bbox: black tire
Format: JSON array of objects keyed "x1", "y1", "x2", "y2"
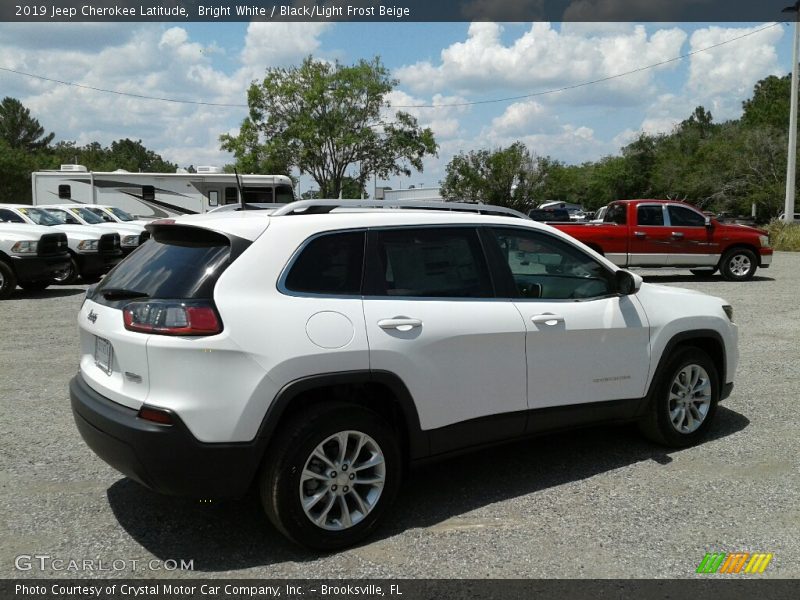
[
  {"x1": 260, "y1": 403, "x2": 402, "y2": 550},
  {"x1": 719, "y1": 247, "x2": 758, "y2": 281},
  {"x1": 639, "y1": 347, "x2": 719, "y2": 448},
  {"x1": 18, "y1": 281, "x2": 50, "y2": 292},
  {"x1": 53, "y1": 256, "x2": 79, "y2": 285},
  {"x1": 0, "y1": 261, "x2": 17, "y2": 299},
  {"x1": 689, "y1": 268, "x2": 717, "y2": 278}
]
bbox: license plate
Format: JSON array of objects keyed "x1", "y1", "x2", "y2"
[{"x1": 94, "y1": 337, "x2": 114, "y2": 376}]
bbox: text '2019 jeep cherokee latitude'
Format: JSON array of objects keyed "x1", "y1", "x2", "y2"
[{"x1": 70, "y1": 200, "x2": 738, "y2": 550}]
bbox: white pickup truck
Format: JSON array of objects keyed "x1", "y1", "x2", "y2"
[{"x1": 0, "y1": 223, "x2": 70, "y2": 299}]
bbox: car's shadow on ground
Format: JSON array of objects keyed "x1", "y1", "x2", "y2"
[
  {"x1": 640, "y1": 274, "x2": 774, "y2": 284},
  {"x1": 107, "y1": 406, "x2": 749, "y2": 571}
]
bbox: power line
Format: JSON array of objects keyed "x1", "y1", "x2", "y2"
[{"x1": 0, "y1": 21, "x2": 784, "y2": 111}]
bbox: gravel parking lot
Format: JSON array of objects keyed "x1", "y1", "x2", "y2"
[{"x1": 1, "y1": 253, "x2": 798, "y2": 579}]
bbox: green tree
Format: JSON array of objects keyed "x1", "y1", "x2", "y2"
[
  {"x1": 0, "y1": 140, "x2": 39, "y2": 202},
  {"x1": 0, "y1": 97, "x2": 54, "y2": 151},
  {"x1": 440, "y1": 142, "x2": 546, "y2": 211},
  {"x1": 221, "y1": 56, "x2": 437, "y2": 198},
  {"x1": 741, "y1": 74, "x2": 791, "y2": 131}
]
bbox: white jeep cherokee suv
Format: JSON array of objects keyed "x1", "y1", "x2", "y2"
[{"x1": 70, "y1": 200, "x2": 738, "y2": 550}]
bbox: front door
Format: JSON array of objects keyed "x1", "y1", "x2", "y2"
[
  {"x1": 484, "y1": 226, "x2": 651, "y2": 411},
  {"x1": 665, "y1": 204, "x2": 720, "y2": 266}
]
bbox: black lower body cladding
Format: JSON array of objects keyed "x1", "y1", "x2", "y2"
[{"x1": 69, "y1": 374, "x2": 262, "y2": 498}]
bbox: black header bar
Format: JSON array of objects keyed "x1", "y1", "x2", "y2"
[{"x1": 1, "y1": 1, "x2": 797, "y2": 23}]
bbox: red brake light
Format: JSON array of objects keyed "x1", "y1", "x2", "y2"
[{"x1": 123, "y1": 300, "x2": 222, "y2": 336}]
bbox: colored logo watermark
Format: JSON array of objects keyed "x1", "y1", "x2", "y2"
[{"x1": 696, "y1": 552, "x2": 773, "y2": 574}]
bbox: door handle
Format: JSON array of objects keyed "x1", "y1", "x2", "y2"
[
  {"x1": 671, "y1": 231, "x2": 684, "y2": 238},
  {"x1": 531, "y1": 314, "x2": 565, "y2": 326},
  {"x1": 634, "y1": 231, "x2": 646, "y2": 238},
  {"x1": 377, "y1": 317, "x2": 422, "y2": 332}
]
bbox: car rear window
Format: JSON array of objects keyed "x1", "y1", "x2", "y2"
[{"x1": 93, "y1": 226, "x2": 244, "y2": 304}]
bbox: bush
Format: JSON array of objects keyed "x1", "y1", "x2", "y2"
[{"x1": 766, "y1": 220, "x2": 800, "y2": 251}]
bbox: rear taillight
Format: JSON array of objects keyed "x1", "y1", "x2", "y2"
[{"x1": 123, "y1": 300, "x2": 222, "y2": 336}]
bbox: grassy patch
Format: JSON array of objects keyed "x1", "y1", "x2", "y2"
[{"x1": 766, "y1": 220, "x2": 800, "y2": 251}]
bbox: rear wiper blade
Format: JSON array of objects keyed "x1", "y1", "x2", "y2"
[{"x1": 101, "y1": 288, "x2": 150, "y2": 300}]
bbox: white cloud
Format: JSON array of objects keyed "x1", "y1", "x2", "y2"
[
  {"x1": 396, "y1": 22, "x2": 687, "y2": 107},
  {"x1": 687, "y1": 23, "x2": 783, "y2": 120},
  {"x1": 491, "y1": 100, "x2": 551, "y2": 134},
  {"x1": 384, "y1": 90, "x2": 471, "y2": 141}
]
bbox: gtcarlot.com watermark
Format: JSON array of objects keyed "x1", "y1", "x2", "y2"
[{"x1": 14, "y1": 554, "x2": 194, "y2": 573}]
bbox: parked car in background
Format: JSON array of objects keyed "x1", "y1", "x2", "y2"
[
  {"x1": 777, "y1": 212, "x2": 800, "y2": 222},
  {"x1": 0, "y1": 204, "x2": 123, "y2": 284},
  {"x1": 528, "y1": 207, "x2": 572, "y2": 222},
  {"x1": 71, "y1": 199, "x2": 738, "y2": 550},
  {"x1": 552, "y1": 199, "x2": 772, "y2": 281},
  {"x1": 42, "y1": 205, "x2": 148, "y2": 256},
  {"x1": 82, "y1": 205, "x2": 150, "y2": 227},
  {"x1": 0, "y1": 222, "x2": 69, "y2": 298},
  {"x1": 591, "y1": 205, "x2": 608, "y2": 223}
]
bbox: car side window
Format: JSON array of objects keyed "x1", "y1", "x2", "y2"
[
  {"x1": 0, "y1": 209, "x2": 25, "y2": 223},
  {"x1": 668, "y1": 205, "x2": 705, "y2": 227},
  {"x1": 488, "y1": 227, "x2": 615, "y2": 300},
  {"x1": 637, "y1": 205, "x2": 664, "y2": 226},
  {"x1": 284, "y1": 231, "x2": 365, "y2": 295},
  {"x1": 604, "y1": 204, "x2": 627, "y2": 225},
  {"x1": 369, "y1": 227, "x2": 493, "y2": 298}
]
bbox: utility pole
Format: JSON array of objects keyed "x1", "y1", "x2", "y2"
[{"x1": 783, "y1": 2, "x2": 800, "y2": 222}]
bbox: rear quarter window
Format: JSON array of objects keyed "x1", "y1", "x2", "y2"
[
  {"x1": 93, "y1": 226, "x2": 245, "y2": 304},
  {"x1": 283, "y1": 231, "x2": 365, "y2": 296}
]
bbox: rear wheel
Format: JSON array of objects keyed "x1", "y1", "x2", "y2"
[
  {"x1": 719, "y1": 248, "x2": 757, "y2": 281},
  {"x1": 0, "y1": 261, "x2": 17, "y2": 299},
  {"x1": 639, "y1": 347, "x2": 719, "y2": 448},
  {"x1": 260, "y1": 403, "x2": 402, "y2": 550},
  {"x1": 52, "y1": 256, "x2": 79, "y2": 285}
]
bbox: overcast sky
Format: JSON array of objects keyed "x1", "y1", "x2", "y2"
[{"x1": 0, "y1": 21, "x2": 792, "y2": 193}]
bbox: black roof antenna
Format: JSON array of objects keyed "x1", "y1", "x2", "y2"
[{"x1": 234, "y1": 168, "x2": 246, "y2": 211}]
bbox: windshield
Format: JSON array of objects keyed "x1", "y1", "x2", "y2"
[
  {"x1": 44, "y1": 209, "x2": 69, "y2": 224},
  {"x1": 70, "y1": 207, "x2": 104, "y2": 224},
  {"x1": 86, "y1": 207, "x2": 116, "y2": 223},
  {"x1": 18, "y1": 207, "x2": 61, "y2": 226},
  {"x1": 107, "y1": 207, "x2": 135, "y2": 222}
]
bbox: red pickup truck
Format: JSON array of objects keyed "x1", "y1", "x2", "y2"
[{"x1": 553, "y1": 199, "x2": 773, "y2": 281}]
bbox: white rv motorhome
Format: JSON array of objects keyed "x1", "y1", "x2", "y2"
[{"x1": 32, "y1": 165, "x2": 296, "y2": 219}]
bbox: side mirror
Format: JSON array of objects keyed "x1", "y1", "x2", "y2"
[{"x1": 615, "y1": 270, "x2": 641, "y2": 295}]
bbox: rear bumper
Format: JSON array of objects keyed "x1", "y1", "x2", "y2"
[
  {"x1": 12, "y1": 253, "x2": 71, "y2": 283},
  {"x1": 75, "y1": 251, "x2": 123, "y2": 277},
  {"x1": 70, "y1": 374, "x2": 262, "y2": 498}
]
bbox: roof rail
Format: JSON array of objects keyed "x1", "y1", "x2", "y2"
[{"x1": 270, "y1": 199, "x2": 530, "y2": 219}]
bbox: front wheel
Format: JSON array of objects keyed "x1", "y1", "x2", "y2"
[
  {"x1": 0, "y1": 261, "x2": 17, "y2": 299},
  {"x1": 719, "y1": 248, "x2": 757, "y2": 281},
  {"x1": 639, "y1": 347, "x2": 719, "y2": 448},
  {"x1": 260, "y1": 403, "x2": 402, "y2": 550},
  {"x1": 52, "y1": 256, "x2": 79, "y2": 285}
]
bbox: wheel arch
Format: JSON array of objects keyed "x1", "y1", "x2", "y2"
[
  {"x1": 719, "y1": 243, "x2": 759, "y2": 265},
  {"x1": 645, "y1": 329, "x2": 727, "y2": 410},
  {"x1": 255, "y1": 370, "x2": 428, "y2": 464}
]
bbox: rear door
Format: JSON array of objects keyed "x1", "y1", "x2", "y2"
[
  {"x1": 78, "y1": 226, "x2": 241, "y2": 408},
  {"x1": 362, "y1": 226, "x2": 527, "y2": 449},
  {"x1": 629, "y1": 203, "x2": 669, "y2": 266}
]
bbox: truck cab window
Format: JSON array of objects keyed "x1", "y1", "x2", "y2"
[{"x1": 604, "y1": 204, "x2": 627, "y2": 225}]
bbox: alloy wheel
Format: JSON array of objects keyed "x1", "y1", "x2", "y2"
[{"x1": 669, "y1": 364, "x2": 712, "y2": 434}]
